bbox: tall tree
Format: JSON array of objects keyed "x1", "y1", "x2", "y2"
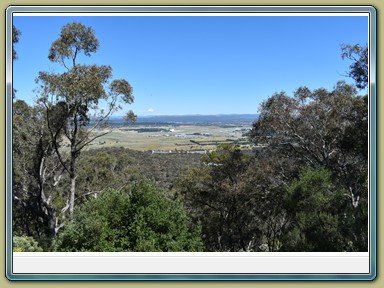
[
  {"x1": 176, "y1": 144, "x2": 263, "y2": 252},
  {"x1": 36, "y1": 22, "x2": 135, "y2": 216},
  {"x1": 248, "y1": 82, "x2": 368, "y2": 251},
  {"x1": 248, "y1": 81, "x2": 367, "y2": 209},
  {"x1": 13, "y1": 100, "x2": 66, "y2": 244}
]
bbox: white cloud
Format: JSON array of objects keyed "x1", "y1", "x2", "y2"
[{"x1": 147, "y1": 108, "x2": 155, "y2": 113}]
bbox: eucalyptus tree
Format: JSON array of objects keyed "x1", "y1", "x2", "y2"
[
  {"x1": 13, "y1": 100, "x2": 65, "y2": 243},
  {"x1": 249, "y1": 81, "x2": 367, "y2": 208},
  {"x1": 248, "y1": 82, "x2": 368, "y2": 250},
  {"x1": 36, "y1": 22, "x2": 135, "y2": 216},
  {"x1": 175, "y1": 144, "x2": 262, "y2": 252}
]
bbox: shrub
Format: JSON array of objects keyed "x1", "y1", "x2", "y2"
[
  {"x1": 54, "y1": 179, "x2": 204, "y2": 252},
  {"x1": 13, "y1": 235, "x2": 43, "y2": 252}
]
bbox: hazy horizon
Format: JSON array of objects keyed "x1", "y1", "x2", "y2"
[{"x1": 112, "y1": 113, "x2": 259, "y2": 118}]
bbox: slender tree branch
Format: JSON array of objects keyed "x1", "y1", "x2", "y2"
[
  {"x1": 75, "y1": 131, "x2": 109, "y2": 154},
  {"x1": 42, "y1": 101, "x2": 71, "y2": 175}
]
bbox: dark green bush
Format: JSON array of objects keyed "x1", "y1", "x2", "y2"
[{"x1": 53, "y1": 179, "x2": 204, "y2": 252}]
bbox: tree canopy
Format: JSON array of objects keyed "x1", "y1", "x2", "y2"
[{"x1": 54, "y1": 180, "x2": 204, "y2": 252}]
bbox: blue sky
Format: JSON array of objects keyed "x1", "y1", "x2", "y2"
[{"x1": 13, "y1": 14, "x2": 368, "y2": 116}]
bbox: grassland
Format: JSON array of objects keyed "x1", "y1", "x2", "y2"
[{"x1": 76, "y1": 123, "x2": 252, "y2": 151}]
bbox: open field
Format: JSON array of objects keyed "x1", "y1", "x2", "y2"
[{"x1": 69, "y1": 123, "x2": 253, "y2": 152}]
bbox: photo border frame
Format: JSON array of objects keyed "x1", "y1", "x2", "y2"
[{"x1": 5, "y1": 5, "x2": 377, "y2": 281}]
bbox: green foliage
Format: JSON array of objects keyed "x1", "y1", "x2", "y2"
[
  {"x1": 36, "y1": 21, "x2": 135, "y2": 217},
  {"x1": 248, "y1": 81, "x2": 368, "y2": 224},
  {"x1": 12, "y1": 25, "x2": 21, "y2": 60},
  {"x1": 283, "y1": 168, "x2": 351, "y2": 251},
  {"x1": 12, "y1": 100, "x2": 65, "y2": 246},
  {"x1": 110, "y1": 79, "x2": 134, "y2": 104},
  {"x1": 338, "y1": 94, "x2": 368, "y2": 159},
  {"x1": 13, "y1": 236, "x2": 43, "y2": 252},
  {"x1": 126, "y1": 180, "x2": 203, "y2": 251},
  {"x1": 77, "y1": 151, "x2": 118, "y2": 194},
  {"x1": 341, "y1": 43, "x2": 368, "y2": 89},
  {"x1": 249, "y1": 81, "x2": 360, "y2": 169},
  {"x1": 76, "y1": 146, "x2": 203, "y2": 192},
  {"x1": 176, "y1": 144, "x2": 262, "y2": 252},
  {"x1": 124, "y1": 110, "x2": 137, "y2": 123},
  {"x1": 48, "y1": 21, "x2": 99, "y2": 65},
  {"x1": 53, "y1": 180, "x2": 204, "y2": 252}
]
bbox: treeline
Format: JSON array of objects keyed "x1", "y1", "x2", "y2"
[
  {"x1": 12, "y1": 21, "x2": 368, "y2": 252},
  {"x1": 12, "y1": 82, "x2": 369, "y2": 252},
  {"x1": 176, "y1": 80, "x2": 368, "y2": 252}
]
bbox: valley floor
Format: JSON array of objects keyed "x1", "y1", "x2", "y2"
[{"x1": 64, "y1": 123, "x2": 253, "y2": 151}]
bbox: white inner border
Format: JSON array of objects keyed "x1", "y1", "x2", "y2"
[{"x1": 13, "y1": 252, "x2": 369, "y2": 274}]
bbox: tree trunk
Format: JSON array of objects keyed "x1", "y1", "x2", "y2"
[
  {"x1": 69, "y1": 102, "x2": 79, "y2": 217},
  {"x1": 46, "y1": 206, "x2": 57, "y2": 238},
  {"x1": 69, "y1": 171, "x2": 76, "y2": 216},
  {"x1": 69, "y1": 146, "x2": 77, "y2": 216}
]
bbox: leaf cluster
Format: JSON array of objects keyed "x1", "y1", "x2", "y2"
[{"x1": 48, "y1": 21, "x2": 99, "y2": 67}]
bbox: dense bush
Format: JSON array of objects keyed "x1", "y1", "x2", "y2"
[
  {"x1": 13, "y1": 236, "x2": 43, "y2": 252},
  {"x1": 53, "y1": 180, "x2": 204, "y2": 252},
  {"x1": 282, "y1": 168, "x2": 347, "y2": 251}
]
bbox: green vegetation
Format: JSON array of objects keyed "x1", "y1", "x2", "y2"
[
  {"x1": 12, "y1": 25, "x2": 21, "y2": 61},
  {"x1": 341, "y1": 43, "x2": 368, "y2": 89},
  {"x1": 54, "y1": 180, "x2": 203, "y2": 252},
  {"x1": 283, "y1": 168, "x2": 348, "y2": 251},
  {"x1": 36, "y1": 21, "x2": 135, "y2": 218},
  {"x1": 13, "y1": 236, "x2": 43, "y2": 252},
  {"x1": 12, "y1": 21, "x2": 368, "y2": 252}
]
